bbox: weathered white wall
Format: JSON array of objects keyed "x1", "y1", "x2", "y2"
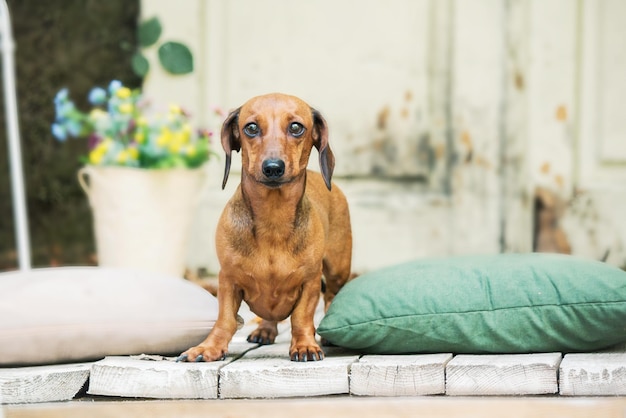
[{"x1": 141, "y1": 0, "x2": 626, "y2": 273}]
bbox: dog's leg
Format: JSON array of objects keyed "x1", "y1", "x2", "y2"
[
  {"x1": 247, "y1": 319, "x2": 279, "y2": 345},
  {"x1": 178, "y1": 272, "x2": 242, "y2": 362},
  {"x1": 289, "y1": 277, "x2": 324, "y2": 361},
  {"x1": 322, "y1": 261, "x2": 352, "y2": 312},
  {"x1": 320, "y1": 255, "x2": 352, "y2": 348},
  {"x1": 322, "y1": 239, "x2": 353, "y2": 312}
]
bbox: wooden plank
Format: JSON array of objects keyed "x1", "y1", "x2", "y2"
[
  {"x1": 87, "y1": 342, "x2": 254, "y2": 399},
  {"x1": 350, "y1": 354, "x2": 452, "y2": 396},
  {"x1": 446, "y1": 353, "x2": 562, "y2": 396},
  {"x1": 219, "y1": 343, "x2": 359, "y2": 399},
  {"x1": 559, "y1": 353, "x2": 626, "y2": 396},
  {"x1": 0, "y1": 363, "x2": 90, "y2": 405}
]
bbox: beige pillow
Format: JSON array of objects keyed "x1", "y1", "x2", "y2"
[{"x1": 0, "y1": 267, "x2": 218, "y2": 366}]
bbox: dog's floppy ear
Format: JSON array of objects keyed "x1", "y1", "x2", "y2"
[
  {"x1": 312, "y1": 108, "x2": 335, "y2": 191},
  {"x1": 221, "y1": 107, "x2": 241, "y2": 190}
]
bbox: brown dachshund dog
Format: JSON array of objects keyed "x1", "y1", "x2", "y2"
[{"x1": 178, "y1": 93, "x2": 352, "y2": 362}]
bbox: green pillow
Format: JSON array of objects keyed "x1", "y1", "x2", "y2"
[{"x1": 317, "y1": 253, "x2": 626, "y2": 354}]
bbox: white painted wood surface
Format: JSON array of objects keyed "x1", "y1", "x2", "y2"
[
  {"x1": 446, "y1": 353, "x2": 562, "y2": 396},
  {"x1": 560, "y1": 353, "x2": 626, "y2": 396},
  {"x1": 87, "y1": 343, "x2": 254, "y2": 399},
  {"x1": 219, "y1": 343, "x2": 359, "y2": 399},
  {"x1": 350, "y1": 354, "x2": 452, "y2": 397},
  {"x1": 0, "y1": 363, "x2": 90, "y2": 404},
  {"x1": 138, "y1": 0, "x2": 626, "y2": 271}
]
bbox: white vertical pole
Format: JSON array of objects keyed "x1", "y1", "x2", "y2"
[{"x1": 1, "y1": 0, "x2": 31, "y2": 270}]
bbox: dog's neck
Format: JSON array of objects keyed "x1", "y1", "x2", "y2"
[{"x1": 239, "y1": 171, "x2": 309, "y2": 238}]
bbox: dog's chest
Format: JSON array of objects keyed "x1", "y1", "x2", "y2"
[
  {"x1": 223, "y1": 195, "x2": 323, "y2": 259},
  {"x1": 237, "y1": 259, "x2": 314, "y2": 321}
]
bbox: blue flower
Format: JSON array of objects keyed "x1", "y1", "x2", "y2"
[
  {"x1": 53, "y1": 88, "x2": 69, "y2": 105},
  {"x1": 108, "y1": 80, "x2": 122, "y2": 94},
  {"x1": 51, "y1": 123, "x2": 67, "y2": 141},
  {"x1": 54, "y1": 100, "x2": 75, "y2": 120},
  {"x1": 66, "y1": 119, "x2": 82, "y2": 137},
  {"x1": 88, "y1": 87, "x2": 107, "y2": 105}
]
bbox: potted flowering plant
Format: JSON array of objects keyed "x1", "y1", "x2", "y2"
[{"x1": 51, "y1": 80, "x2": 217, "y2": 277}]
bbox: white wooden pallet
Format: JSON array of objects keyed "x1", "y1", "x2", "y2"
[
  {"x1": 446, "y1": 353, "x2": 562, "y2": 396},
  {"x1": 560, "y1": 353, "x2": 626, "y2": 396},
  {"x1": 2, "y1": 301, "x2": 626, "y2": 403},
  {"x1": 0, "y1": 363, "x2": 90, "y2": 404},
  {"x1": 350, "y1": 353, "x2": 453, "y2": 396},
  {"x1": 87, "y1": 342, "x2": 255, "y2": 400},
  {"x1": 219, "y1": 343, "x2": 359, "y2": 399},
  {"x1": 4, "y1": 346, "x2": 626, "y2": 403}
]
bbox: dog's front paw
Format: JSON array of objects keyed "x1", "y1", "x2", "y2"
[
  {"x1": 289, "y1": 340, "x2": 325, "y2": 362},
  {"x1": 247, "y1": 322, "x2": 278, "y2": 345},
  {"x1": 176, "y1": 345, "x2": 227, "y2": 363}
]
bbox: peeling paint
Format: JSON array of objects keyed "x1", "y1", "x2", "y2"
[
  {"x1": 533, "y1": 187, "x2": 571, "y2": 254},
  {"x1": 554, "y1": 174, "x2": 564, "y2": 188},
  {"x1": 561, "y1": 190, "x2": 626, "y2": 267},
  {"x1": 514, "y1": 71, "x2": 524, "y2": 90},
  {"x1": 377, "y1": 106, "x2": 390, "y2": 130},
  {"x1": 460, "y1": 131, "x2": 473, "y2": 162},
  {"x1": 417, "y1": 133, "x2": 437, "y2": 173}
]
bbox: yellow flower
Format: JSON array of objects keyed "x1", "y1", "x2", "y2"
[
  {"x1": 116, "y1": 87, "x2": 132, "y2": 99},
  {"x1": 118, "y1": 103, "x2": 133, "y2": 114},
  {"x1": 88, "y1": 140, "x2": 111, "y2": 165},
  {"x1": 89, "y1": 149, "x2": 104, "y2": 165},
  {"x1": 94, "y1": 138, "x2": 112, "y2": 153},
  {"x1": 89, "y1": 108, "x2": 107, "y2": 120},
  {"x1": 128, "y1": 147, "x2": 139, "y2": 160},
  {"x1": 116, "y1": 150, "x2": 128, "y2": 164},
  {"x1": 134, "y1": 131, "x2": 145, "y2": 144},
  {"x1": 185, "y1": 145, "x2": 197, "y2": 157},
  {"x1": 168, "y1": 142, "x2": 182, "y2": 154},
  {"x1": 173, "y1": 131, "x2": 189, "y2": 145},
  {"x1": 156, "y1": 127, "x2": 173, "y2": 147},
  {"x1": 137, "y1": 116, "x2": 147, "y2": 126},
  {"x1": 169, "y1": 104, "x2": 182, "y2": 114}
]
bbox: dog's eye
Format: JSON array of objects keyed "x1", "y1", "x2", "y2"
[
  {"x1": 243, "y1": 123, "x2": 260, "y2": 137},
  {"x1": 288, "y1": 122, "x2": 305, "y2": 137}
]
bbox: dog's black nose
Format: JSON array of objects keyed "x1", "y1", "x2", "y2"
[{"x1": 262, "y1": 159, "x2": 285, "y2": 179}]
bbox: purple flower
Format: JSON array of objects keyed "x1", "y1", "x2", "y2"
[
  {"x1": 88, "y1": 134, "x2": 101, "y2": 150},
  {"x1": 88, "y1": 87, "x2": 107, "y2": 105}
]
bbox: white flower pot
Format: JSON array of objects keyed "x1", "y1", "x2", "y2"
[{"x1": 78, "y1": 165, "x2": 206, "y2": 277}]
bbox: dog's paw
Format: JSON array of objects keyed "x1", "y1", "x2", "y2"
[
  {"x1": 247, "y1": 327, "x2": 278, "y2": 345},
  {"x1": 176, "y1": 345, "x2": 227, "y2": 363},
  {"x1": 289, "y1": 342, "x2": 325, "y2": 362}
]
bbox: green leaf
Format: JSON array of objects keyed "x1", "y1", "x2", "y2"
[
  {"x1": 131, "y1": 52, "x2": 150, "y2": 77},
  {"x1": 158, "y1": 42, "x2": 194, "y2": 75},
  {"x1": 138, "y1": 17, "x2": 162, "y2": 48}
]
